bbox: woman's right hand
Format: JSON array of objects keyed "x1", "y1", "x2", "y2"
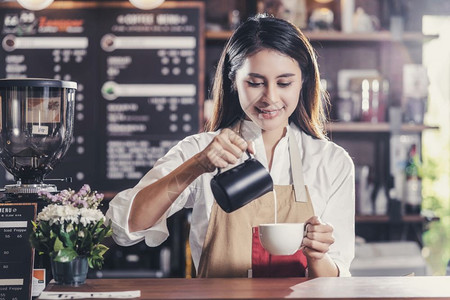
[
  {"x1": 195, "y1": 128, "x2": 253, "y2": 172},
  {"x1": 129, "y1": 128, "x2": 252, "y2": 232}
]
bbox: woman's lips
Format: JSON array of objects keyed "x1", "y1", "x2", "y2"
[{"x1": 256, "y1": 107, "x2": 284, "y2": 119}]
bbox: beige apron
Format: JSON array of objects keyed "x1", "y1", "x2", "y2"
[{"x1": 197, "y1": 130, "x2": 315, "y2": 278}]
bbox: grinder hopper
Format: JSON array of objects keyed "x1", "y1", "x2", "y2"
[{"x1": 0, "y1": 78, "x2": 76, "y2": 195}]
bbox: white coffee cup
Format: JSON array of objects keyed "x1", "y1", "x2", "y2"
[{"x1": 258, "y1": 223, "x2": 305, "y2": 255}]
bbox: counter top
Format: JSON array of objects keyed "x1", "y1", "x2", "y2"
[{"x1": 42, "y1": 276, "x2": 450, "y2": 299}]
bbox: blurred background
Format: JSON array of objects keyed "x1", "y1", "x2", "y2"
[{"x1": 0, "y1": 0, "x2": 449, "y2": 277}]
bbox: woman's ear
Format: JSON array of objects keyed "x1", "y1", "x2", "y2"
[{"x1": 230, "y1": 80, "x2": 238, "y2": 93}]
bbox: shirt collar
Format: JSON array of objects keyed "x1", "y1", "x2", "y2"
[{"x1": 240, "y1": 119, "x2": 291, "y2": 142}]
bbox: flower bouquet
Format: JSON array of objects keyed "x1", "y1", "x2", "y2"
[{"x1": 30, "y1": 184, "x2": 112, "y2": 285}]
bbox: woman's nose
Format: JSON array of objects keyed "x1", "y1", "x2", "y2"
[{"x1": 263, "y1": 83, "x2": 278, "y2": 103}]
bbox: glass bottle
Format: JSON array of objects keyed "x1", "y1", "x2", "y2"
[{"x1": 404, "y1": 144, "x2": 422, "y2": 214}]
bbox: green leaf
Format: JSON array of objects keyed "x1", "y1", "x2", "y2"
[
  {"x1": 105, "y1": 226, "x2": 112, "y2": 238},
  {"x1": 88, "y1": 257, "x2": 94, "y2": 269},
  {"x1": 39, "y1": 221, "x2": 50, "y2": 235},
  {"x1": 87, "y1": 243, "x2": 110, "y2": 270},
  {"x1": 94, "y1": 227, "x2": 103, "y2": 237},
  {"x1": 29, "y1": 233, "x2": 44, "y2": 252},
  {"x1": 59, "y1": 230, "x2": 74, "y2": 248},
  {"x1": 32, "y1": 234, "x2": 51, "y2": 254},
  {"x1": 80, "y1": 229, "x2": 93, "y2": 252},
  {"x1": 94, "y1": 228, "x2": 106, "y2": 244},
  {"x1": 92, "y1": 219, "x2": 104, "y2": 233},
  {"x1": 95, "y1": 222, "x2": 112, "y2": 243},
  {"x1": 67, "y1": 227, "x2": 77, "y2": 241},
  {"x1": 53, "y1": 236, "x2": 64, "y2": 252},
  {"x1": 88, "y1": 255, "x2": 104, "y2": 270},
  {"x1": 93, "y1": 244, "x2": 109, "y2": 257},
  {"x1": 53, "y1": 248, "x2": 78, "y2": 263}
]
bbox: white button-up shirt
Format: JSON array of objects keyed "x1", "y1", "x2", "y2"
[{"x1": 106, "y1": 121, "x2": 355, "y2": 276}]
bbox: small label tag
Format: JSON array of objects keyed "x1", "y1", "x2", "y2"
[
  {"x1": 32, "y1": 125, "x2": 48, "y2": 135},
  {"x1": 32, "y1": 269, "x2": 46, "y2": 297}
]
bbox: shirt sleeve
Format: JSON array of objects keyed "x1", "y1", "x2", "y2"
[
  {"x1": 320, "y1": 147, "x2": 355, "y2": 277},
  {"x1": 105, "y1": 136, "x2": 201, "y2": 248}
]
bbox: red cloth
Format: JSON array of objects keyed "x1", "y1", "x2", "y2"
[{"x1": 251, "y1": 227, "x2": 307, "y2": 277}]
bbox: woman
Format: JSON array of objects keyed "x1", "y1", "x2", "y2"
[{"x1": 106, "y1": 14, "x2": 355, "y2": 278}]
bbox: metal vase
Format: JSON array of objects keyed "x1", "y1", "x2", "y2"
[{"x1": 50, "y1": 256, "x2": 88, "y2": 286}]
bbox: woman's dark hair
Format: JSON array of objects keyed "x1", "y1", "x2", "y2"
[{"x1": 205, "y1": 14, "x2": 328, "y2": 139}]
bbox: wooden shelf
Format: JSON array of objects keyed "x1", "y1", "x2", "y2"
[
  {"x1": 305, "y1": 30, "x2": 437, "y2": 42},
  {"x1": 102, "y1": 191, "x2": 118, "y2": 201},
  {"x1": 206, "y1": 30, "x2": 438, "y2": 42},
  {"x1": 356, "y1": 214, "x2": 439, "y2": 223},
  {"x1": 205, "y1": 30, "x2": 234, "y2": 40},
  {"x1": 356, "y1": 215, "x2": 389, "y2": 223},
  {"x1": 326, "y1": 122, "x2": 439, "y2": 133}
]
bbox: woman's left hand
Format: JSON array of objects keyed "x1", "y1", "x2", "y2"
[{"x1": 301, "y1": 216, "x2": 335, "y2": 260}]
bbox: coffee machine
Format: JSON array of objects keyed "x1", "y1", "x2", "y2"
[{"x1": 0, "y1": 78, "x2": 76, "y2": 204}]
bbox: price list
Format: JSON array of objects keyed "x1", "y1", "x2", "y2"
[
  {"x1": 0, "y1": 203, "x2": 36, "y2": 300},
  {"x1": 97, "y1": 3, "x2": 203, "y2": 190},
  {"x1": 0, "y1": 2, "x2": 204, "y2": 192}
]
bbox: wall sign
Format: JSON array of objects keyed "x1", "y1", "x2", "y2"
[
  {"x1": 0, "y1": 203, "x2": 37, "y2": 300},
  {"x1": 0, "y1": 1, "x2": 204, "y2": 192}
]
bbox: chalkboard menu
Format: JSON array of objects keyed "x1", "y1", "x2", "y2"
[
  {"x1": 0, "y1": 203, "x2": 37, "y2": 300},
  {"x1": 0, "y1": 1, "x2": 204, "y2": 193}
]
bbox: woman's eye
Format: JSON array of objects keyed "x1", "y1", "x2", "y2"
[
  {"x1": 247, "y1": 81, "x2": 264, "y2": 87},
  {"x1": 278, "y1": 82, "x2": 292, "y2": 87}
]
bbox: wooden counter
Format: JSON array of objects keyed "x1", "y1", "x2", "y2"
[
  {"x1": 41, "y1": 276, "x2": 450, "y2": 300},
  {"x1": 41, "y1": 276, "x2": 450, "y2": 299}
]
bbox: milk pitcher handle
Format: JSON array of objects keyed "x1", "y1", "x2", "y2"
[{"x1": 215, "y1": 150, "x2": 252, "y2": 176}]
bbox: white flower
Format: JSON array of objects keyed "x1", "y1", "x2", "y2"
[
  {"x1": 37, "y1": 204, "x2": 79, "y2": 225},
  {"x1": 79, "y1": 208, "x2": 105, "y2": 227},
  {"x1": 65, "y1": 223, "x2": 74, "y2": 232},
  {"x1": 36, "y1": 204, "x2": 105, "y2": 227}
]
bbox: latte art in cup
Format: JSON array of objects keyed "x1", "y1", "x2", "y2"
[{"x1": 258, "y1": 223, "x2": 305, "y2": 255}]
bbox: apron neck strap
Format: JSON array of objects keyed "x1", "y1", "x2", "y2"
[{"x1": 289, "y1": 129, "x2": 308, "y2": 203}]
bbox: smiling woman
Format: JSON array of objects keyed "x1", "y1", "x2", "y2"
[
  {"x1": 207, "y1": 14, "x2": 327, "y2": 140},
  {"x1": 235, "y1": 50, "x2": 302, "y2": 133},
  {"x1": 234, "y1": 50, "x2": 303, "y2": 169},
  {"x1": 107, "y1": 14, "x2": 355, "y2": 279}
]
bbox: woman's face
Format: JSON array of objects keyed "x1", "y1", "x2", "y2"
[{"x1": 235, "y1": 49, "x2": 303, "y2": 134}]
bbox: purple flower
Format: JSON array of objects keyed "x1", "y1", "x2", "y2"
[
  {"x1": 60, "y1": 189, "x2": 71, "y2": 197},
  {"x1": 79, "y1": 184, "x2": 91, "y2": 196},
  {"x1": 38, "y1": 190, "x2": 49, "y2": 197},
  {"x1": 39, "y1": 184, "x2": 103, "y2": 209}
]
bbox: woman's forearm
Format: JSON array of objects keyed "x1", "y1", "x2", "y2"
[
  {"x1": 128, "y1": 128, "x2": 249, "y2": 232},
  {"x1": 128, "y1": 153, "x2": 207, "y2": 232},
  {"x1": 307, "y1": 254, "x2": 339, "y2": 278}
]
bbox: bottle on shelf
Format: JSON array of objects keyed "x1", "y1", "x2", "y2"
[{"x1": 404, "y1": 144, "x2": 422, "y2": 214}]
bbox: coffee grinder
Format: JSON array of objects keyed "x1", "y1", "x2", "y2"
[
  {"x1": 0, "y1": 78, "x2": 76, "y2": 203},
  {"x1": 0, "y1": 78, "x2": 76, "y2": 296}
]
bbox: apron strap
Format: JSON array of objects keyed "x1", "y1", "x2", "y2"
[{"x1": 289, "y1": 129, "x2": 308, "y2": 203}]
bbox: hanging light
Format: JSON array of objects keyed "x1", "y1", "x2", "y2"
[
  {"x1": 17, "y1": 0, "x2": 54, "y2": 11},
  {"x1": 129, "y1": 0, "x2": 165, "y2": 10}
]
